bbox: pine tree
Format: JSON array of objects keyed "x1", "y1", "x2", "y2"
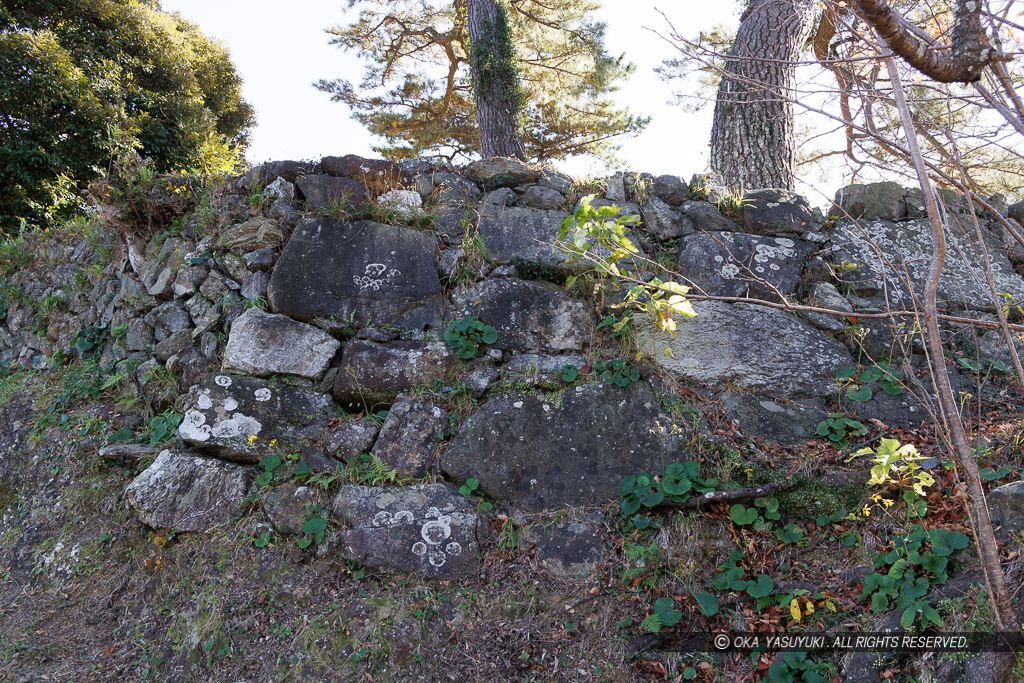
[{"x1": 316, "y1": 0, "x2": 648, "y2": 163}]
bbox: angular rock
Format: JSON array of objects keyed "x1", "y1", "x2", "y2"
[
  {"x1": 295, "y1": 174, "x2": 370, "y2": 213},
  {"x1": 464, "y1": 365, "x2": 500, "y2": 397},
  {"x1": 243, "y1": 248, "x2": 276, "y2": 272},
  {"x1": 172, "y1": 263, "x2": 209, "y2": 298},
  {"x1": 146, "y1": 265, "x2": 176, "y2": 299},
  {"x1": 740, "y1": 189, "x2": 818, "y2": 236},
  {"x1": 803, "y1": 282, "x2": 853, "y2": 332},
  {"x1": 332, "y1": 339, "x2": 459, "y2": 405},
  {"x1": 519, "y1": 185, "x2": 564, "y2": 211},
  {"x1": 524, "y1": 522, "x2": 605, "y2": 578},
  {"x1": 264, "y1": 483, "x2": 315, "y2": 534},
  {"x1": 325, "y1": 418, "x2": 380, "y2": 461},
  {"x1": 199, "y1": 270, "x2": 239, "y2": 299},
  {"x1": 441, "y1": 381, "x2": 680, "y2": 512},
  {"x1": 125, "y1": 449, "x2": 255, "y2": 532},
  {"x1": 482, "y1": 188, "x2": 517, "y2": 207},
  {"x1": 477, "y1": 205, "x2": 572, "y2": 270},
  {"x1": 652, "y1": 175, "x2": 689, "y2": 206},
  {"x1": 720, "y1": 392, "x2": 826, "y2": 445},
  {"x1": 680, "y1": 201, "x2": 739, "y2": 232},
  {"x1": 831, "y1": 217, "x2": 1024, "y2": 310},
  {"x1": 154, "y1": 330, "x2": 193, "y2": 362},
  {"x1": 144, "y1": 300, "x2": 192, "y2": 341},
  {"x1": 416, "y1": 172, "x2": 482, "y2": 207},
  {"x1": 185, "y1": 295, "x2": 221, "y2": 338},
  {"x1": 222, "y1": 308, "x2": 340, "y2": 380},
  {"x1": 219, "y1": 217, "x2": 285, "y2": 254},
  {"x1": 502, "y1": 353, "x2": 586, "y2": 384},
  {"x1": 604, "y1": 171, "x2": 627, "y2": 203},
  {"x1": 988, "y1": 481, "x2": 1024, "y2": 539},
  {"x1": 99, "y1": 443, "x2": 161, "y2": 467},
  {"x1": 125, "y1": 319, "x2": 153, "y2": 351},
  {"x1": 538, "y1": 168, "x2": 575, "y2": 194},
  {"x1": 450, "y1": 278, "x2": 593, "y2": 353},
  {"x1": 332, "y1": 484, "x2": 481, "y2": 579},
  {"x1": 237, "y1": 160, "x2": 303, "y2": 190},
  {"x1": 465, "y1": 157, "x2": 541, "y2": 190},
  {"x1": 268, "y1": 218, "x2": 443, "y2": 329},
  {"x1": 241, "y1": 271, "x2": 269, "y2": 301},
  {"x1": 638, "y1": 301, "x2": 853, "y2": 398},
  {"x1": 675, "y1": 232, "x2": 811, "y2": 301},
  {"x1": 179, "y1": 374, "x2": 337, "y2": 464},
  {"x1": 263, "y1": 177, "x2": 295, "y2": 201},
  {"x1": 321, "y1": 155, "x2": 408, "y2": 196},
  {"x1": 642, "y1": 196, "x2": 694, "y2": 241},
  {"x1": 371, "y1": 396, "x2": 448, "y2": 479},
  {"x1": 376, "y1": 189, "x2": 424, "y2": 217},
  {"x1": 833, "y1": 182, "x2": 906, "y2": 222}
]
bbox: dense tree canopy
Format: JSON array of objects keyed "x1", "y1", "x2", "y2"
[
  {"x1": 0, "y1": 0, "x2": 255, "y2": 231},
  {"x1": 316, "y1": 0, "x2": 648, "y2": 163}
]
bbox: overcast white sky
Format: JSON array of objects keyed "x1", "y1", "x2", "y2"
[{"x1": 161, "y1": 1, "x2": 843, "y2": 198}]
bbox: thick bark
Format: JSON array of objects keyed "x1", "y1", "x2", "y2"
[
  {"x1": 467, "y1": 0, "x2": 527, "y2": 160},
  {"x1": 854, "y1": 0, "x2": 993, "y2": 83},
  {"x1": 709, "y1": 0, "x2": 817, "y2": 191}
]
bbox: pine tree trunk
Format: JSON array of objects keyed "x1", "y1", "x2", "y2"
[
  {"x1": 467, "y1": 0, "x2": 527, "y2": 160},
  {"x1": 709, "y1": 0, "x2": 816, "y2": 191}
]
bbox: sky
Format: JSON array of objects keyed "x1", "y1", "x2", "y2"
[{"x1": 160, "y1": 0, "x2": 841, "y2": 198}]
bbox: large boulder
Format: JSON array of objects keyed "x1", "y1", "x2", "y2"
[
  {"x1": 332, "y1": 340, "x2": 460, "y2": 406},
  {"x1": 294, "y1": 175, "x2": 370, "y2": 213},
  {"x1": 441, "y1": 381, "x2": 681, "y2": 512},
  {"x1": 221, "y1": 308, "x2": 340, "y2": 380},
  {"x1": 637, "y1": 301, "x2": 853, "y2": 398},
  {"x1": 679, "y1": 201, "x2": 739, "y2": 232},
  {"x1": 332, "y1": 484, "x2": 482, "y2": 579},
  {"x1": 464, "y1": 157, "x2": 541, "y2": 190},
  {"x1": 675, "y1": 232, "x2": 812, "y2": 301},
  {"x1": 450, "y1": 278, "x2": 593, "y2": 353},
  {"x1": 831, "y1": 217, "x2": 1024, "y2": 310},
  {"x1": 477, "y1": 205, "x2": 572, "y2": 270},
  {"x1": 237, "y1": 160, "x2": 304, "y2": 190},
  {"x1": 320, "y1": 155, "x2": 408, "y2": 196},
  {"x1": 125, "y1": 450, "x2": 255, "y2": 532},
  {"x1": 720, "y1": 392, "x2": 826, "y2": 445},
  {"x1": 268, "y1": 219, "x2": 443, "y2": 329},
  {"x1": 989, "y1": 482, "x2": 1024, "y2": 539},
  {"x1": 739, "y1": 189, "x2": 818, "y2": 236},
  {"x1": 833, "y1": 182, "x2": 906, "y2": 222},
  {"x1": 415, "y1": 172, "x2": 482, "y2": 207},
  {"x1": 179, "y1": 374, "x2": 337, "y2": 464}
]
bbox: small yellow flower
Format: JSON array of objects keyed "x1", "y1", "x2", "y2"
[
  {"x1": 881, "y1": 498, "x2": 894, "y2": 507},
  {"x1": 269, "y1": 439, "x2": 277, "y2": 447},
  {"x1": 247, "y1": 435, "x2": 258, "y2": 445},
  {"x1": 862, "y1": 505, "x2": 871, "y2": 517}
]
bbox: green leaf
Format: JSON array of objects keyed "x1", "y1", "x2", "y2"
[
  {"x1": 776, "y1": 524, "x2": 806, "y2": 544},
  {"x1": 835, "y1": 366, "x2": 857, "y2": 381},
  {"x1": 900, "y1": 605, "x2": 918, "y2": 629},
  {"x1": 256, "y1": 471, "x2": 273, "y2": 487},
  {"x1": 302, "y1": 516, "x2": 327, "y2": 544},
  {"x1": 859, "y1": 367, "x2": 883, "y2": 384},
  {"x1": 846, "y1": 385, "x2": 873, "y2": 402},
  {"x1": 746, "y1": 574, "x2": 774, "y2": 599},
  {"x1": 980, "y1": 466, "x2": 1012, "y2": 481},
  {"x1": 929, "y1": 528, "x2": 969, "y2": 556},
  {"x1": 292, "y1": 462, "x2": 311, "y2": 476},
  {"x1": 694, "y1": 591, "x2": 719, "y2": 616},
  {"x1": 653, "y1": 596, "x2": 681, "y2": 626},
  {"x1": 729, "y1": 504, "x2": 758, "y2": 525}
]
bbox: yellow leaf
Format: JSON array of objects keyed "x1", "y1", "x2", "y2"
[
  {"x1": 789, "y1": 599, "x2": 802, "y2": 622},
  {"x1": 153, "y1": 535, "x2": 167, "y2": 547},
  {"x1": 664, "y1": 347, "x2": 675, "y2": 359}
]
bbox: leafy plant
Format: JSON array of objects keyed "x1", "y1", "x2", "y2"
[
  {"x1": 557, "y1": 195, "x2": 696, "y2": 335},
  {"x1": 853, "y1": 438, "x2": 935, "y2": 517},
  {"x1": 73, "y1": 324, "x2": 108, "y2": 360},
  {"x1": 147, "y1": 412, "x2": 182, "y2": 446},
  {"x1": 559, "y1": 364, "x2": 578, "y2": 382},
  {"x1": 346, "y1": 453, "x2": 398, "y2": 486},
  {"x1": 693, "y1": 591, "x2": 719, "y2": 616},
  {"x1": 443, "y1": 316, "x2": 498, "y2": 360},
  {"x1": 458, "y1": 477, "x2": 493, "y2": 512},
  {"x1": 713, "y1": 552, "x2": 775, "y2": 599},
  {"x1": 834, "y1": 363, "x2": 905, "y2": 403},
  {"x1": 298, "y1": 505, "x2": 327, "y2": 549},
  {"x1": 256, "y1": 455, "x2": 283, "y2": 487},
  {"x1": 640, "y1": 596, "x2": 682, "y2": 633},
  {"x1": 859, "y1": 524, "x2": 968, "y2": 628},
  {"x1": 593, "y1": 358, "x2": 640, "y2": 387},
  {"x1": 816, "y1": 413, "x2": 868, "y2": 449},
  {"x1": 767, "y1": 651, "x2": 830, "y2": 683},
  {"x1": 618, "y1": 462, "x2": 716, "y2": 529}
]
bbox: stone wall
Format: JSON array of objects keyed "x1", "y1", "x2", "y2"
[{"x1": 2, "y1": 153, "x2": 1022, "y2": 577}]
